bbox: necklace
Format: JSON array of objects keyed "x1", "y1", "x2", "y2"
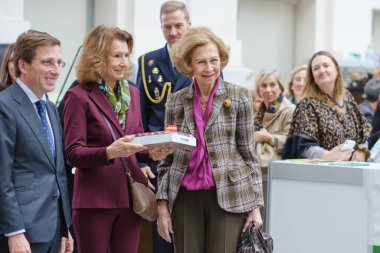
[
  {"x1": 202, "y1": 102, "x2": 207, "y2": 111},
  {"x1": 326, "y1": 94, "x2": 345, "y2": 108}
]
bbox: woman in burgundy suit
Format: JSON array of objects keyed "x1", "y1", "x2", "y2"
[{"x1": 63, "y1": 25, "x2": 167, "y2": 253}]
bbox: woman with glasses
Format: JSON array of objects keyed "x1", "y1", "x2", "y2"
[
  {"x1": 0, "y1": 43, "x2": 16, "y2": 91},
  {"x1": 282, "y1": 51, "x2": 371, "y2": 161}
]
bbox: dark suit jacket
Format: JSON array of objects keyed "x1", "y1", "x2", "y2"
[
  {"x1": 0, "y1": 83, "x2": 71, "y2": 243},
  {"x1": 136, "y1": 45, "x2": 192, "y2": 132},
  {"x1": 369, "y1": 104, "x2": 380, "y2": 149},
  {"x1": 63, "y1": 82, "x2": 149, "y2": 209}
]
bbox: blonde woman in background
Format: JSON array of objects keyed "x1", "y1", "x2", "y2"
[
  {"x1": 287, "y1": 65, "x2": 307, "y2": 105},
  {"x1": 253, "y1": 69, "x2": 295, "y2": 227},
  {"x1": 254, "y1": 69, "x2": 295, "y2": 171}
]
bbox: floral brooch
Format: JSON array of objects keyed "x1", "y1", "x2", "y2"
[{"x1": 224, "y1": 99, "x2": 231, "y2": 108}]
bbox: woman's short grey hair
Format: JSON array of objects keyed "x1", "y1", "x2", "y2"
[
  {"x1": 170, "y1": 27, "x2": 229, "y2": 77},
  {"x1": 364, "y1": 78, "x2": 380, "y2": 102}
]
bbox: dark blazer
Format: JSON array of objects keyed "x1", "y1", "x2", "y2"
[
  {"x1": 63, "y1": 82, "x2": 149, "y2": 209},
  {"x1": 136, "y1": 45, "x2": 192, "y2": 132},
  {"x1": 0, "y1": 83, "x2": 71, "y2": 243}
]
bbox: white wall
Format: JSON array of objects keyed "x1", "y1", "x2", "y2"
[
  {"x1": 330, "y1": 0, "x2": 372, "y2": 57},
  {"x1": 0, "y1": 0, "x2": 30, "y2": 43},
  {"x1": 372, "y1": 0, "x2": 380, "y2": 11},
  {"x1": 237, "y1": 0, "x2": 295, "y2": 85},
  {"x1": 294, "y1": 1, "x2": 315, "y2": 65},
  {"x1": 5, "y1": 0, "x2": 380, "y2": 100},
  {"x1": 24, "y1": 0, "x2": 89, "y2": 102},
  {"x1": 314, "y1": 0, "x2": 333, "y2": 51}
]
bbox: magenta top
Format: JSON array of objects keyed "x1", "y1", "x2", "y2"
[{"x1": 181, "y1": 78, "x2": 220, "y2": 190}]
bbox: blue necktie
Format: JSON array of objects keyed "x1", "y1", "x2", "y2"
[{"x1": 36, "y1": 100, "x2": 55, "y2": 158}]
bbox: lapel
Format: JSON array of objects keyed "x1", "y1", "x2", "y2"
[
  {"x1": 182, "y1": 80, "x2": 227, "y2": 134},
  {"x1": 173, "y1": 73, "x2": 192, "y2": 93},
  {"x1": 87, "y1": 83, "x2": 124, "y2": 137},
  {"x1": 156, "y1": 46, "x2": 177, "y2": 87},
  {"x1": 183, "y1": 85, "x2": 196, "y2": 136},
  {"x1": 159, "y1": 46, "x2": 192, "y2": 92},
  {"x1": 205, "y1": 80, "x2": 227, "y2": 131},
  {"x1": 12, "y1": 84, "x2": 56, "y2": 168}
]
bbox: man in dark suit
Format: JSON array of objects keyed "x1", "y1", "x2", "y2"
[
  {"x1": 136, "y1": 1, "x2": 192, "y2": 252},
  {"x1": 0, "y1": 30, "x2": 73, "y2": 253}
]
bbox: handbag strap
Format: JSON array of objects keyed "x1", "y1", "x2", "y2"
[
  {"x1": 100, "y1": 112, "x2": 135, "y2": 183},
  {"x1": 254, "y1": 224, "x2": 272, "y2": 253}
]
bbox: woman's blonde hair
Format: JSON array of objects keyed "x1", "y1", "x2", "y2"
[
  {"x1": 76, "y1": 25, "x2": 133, "y2": 83},
  {"x1": 171, "y1": 27, "x2": 229, "y2": 77},
  {"x1": 287, "y1": 65, "x2": 307, "y2": 97},
  {"x1": 254, "y1": 69, "x2": 284, "y2": 96},
  {"x1": 303, "y1": 51, "x2": 345, "y2": 100}
]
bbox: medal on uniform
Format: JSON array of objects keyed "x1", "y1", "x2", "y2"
[
  {"x1": 152, "y1": 67, "x2": 159, "y2": 75},
  {"x1": 148, "y1": 75, "x2": 152, "y2": 83},
  {"x1": 154, "y1": 87, "x2": 160, "y2": 99},
  {"x1": 148, "y1": 59, "x2": 154, "y2": 67},
  {"x1": 158, "y1": 75, "x2": 163, "y2": 83}
]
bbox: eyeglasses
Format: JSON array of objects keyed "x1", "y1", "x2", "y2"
[{"x1": 33, "y1": 58, "x2": 66, "y2": 68}]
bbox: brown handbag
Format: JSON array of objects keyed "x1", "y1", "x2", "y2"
[
  {"x1": 237, "y1": 223, "x2": 273, "y2": 253},
  {"x1": 101, "y1": 113, "x2": 158, "y2": 221},
  {"x1": 126, "y1": 170, "x2": 158, "y2": 221}
]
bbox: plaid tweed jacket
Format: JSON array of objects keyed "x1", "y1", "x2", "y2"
[{"x1": 157, "y1": 80, "x2": 264, "y2": 213}]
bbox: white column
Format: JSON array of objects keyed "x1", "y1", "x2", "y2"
[
  {"x1": 330, "y1": 0, "x2": 372, "y2": 57},
  {"x1": 294, "y1": 1, "x2": 316, "y2": 65},
  {"x1": 188, "y1": 0, "x2": 250, "y2": 88},
  {"x1": 0, "y1": 0, "x2": 30, "y2": 44},
  {"x1": 313, "y1": 0, "x2": 373, "y2": 57}
]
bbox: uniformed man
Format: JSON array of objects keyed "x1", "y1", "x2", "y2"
[{"x1": 136, "y1": 1, "x2": 192, "y2": 253}]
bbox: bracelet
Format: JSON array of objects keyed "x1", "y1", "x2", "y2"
[
  {"x1": 355, "y1": 146, "x2": 370, "y2": 160},
  {"x1": 270, "y1": 136, "x2": 278, "y2": 147}
]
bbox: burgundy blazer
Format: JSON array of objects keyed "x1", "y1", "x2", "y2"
[{"x1": 63, "y1": 82, "x2": 149, "y2": 209}]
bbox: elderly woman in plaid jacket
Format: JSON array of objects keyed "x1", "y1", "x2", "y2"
[{"x1": 156, "y1": 27, "x2": 264, "y2": 253}]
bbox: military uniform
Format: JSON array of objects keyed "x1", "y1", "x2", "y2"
[{"x1": 137, "y1": 45, "x2": 192, "y2": 133}]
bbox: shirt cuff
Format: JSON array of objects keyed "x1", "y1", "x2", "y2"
[
  {"x1": 301, "y1": 146, "x2": 325, "y2": 159},
  {"x1": 5, "y1": 229, "x2": 25, "y2": 237}
]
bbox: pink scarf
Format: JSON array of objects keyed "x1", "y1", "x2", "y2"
[{"x1": 182, "y1": 78, "x2": 220, "y2": 190}]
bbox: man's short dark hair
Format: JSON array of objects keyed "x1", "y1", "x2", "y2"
[{"x1": 13, "y1": 29, "x2": 61, "y2": 77}]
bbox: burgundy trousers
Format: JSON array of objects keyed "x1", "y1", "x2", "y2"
[{"x1": 73, "y1": 208, "x2": 141, "y2": 253}]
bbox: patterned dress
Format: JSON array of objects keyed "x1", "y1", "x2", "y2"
[{"x1": 282, "y1": 90, "x2": 372, "y2": 159}]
